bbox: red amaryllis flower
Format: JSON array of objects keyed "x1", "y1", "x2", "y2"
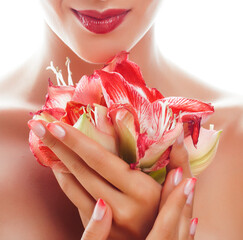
[{"x1": 29, "y1": 52, "x2": 221, "y2": 183}]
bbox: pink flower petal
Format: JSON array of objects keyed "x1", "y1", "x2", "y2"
[
  {"x1": 109, "y1": 107, "x2": 138, "y2": 164},
  {"x1": 74, "y1": 113, "x2": 118, "y2": 155},
  {"x1": 185, "y1": 126, "x2": 222, "y2": 175},
  {"x1": 72, "y1": 74, "x2": 103, "y2": 105},
  {"x1": 94, "y1": 104, "x2": 116, "y2": 137},
  {"x1": 29, "y1": 131, "x2": 69, "y2": 172},
  {"x1": 142, "y1": 147, "x2": 171, "y2": 172},
  {"x1": 45, "y1": 80, "x2": 75, "y2": 109}
]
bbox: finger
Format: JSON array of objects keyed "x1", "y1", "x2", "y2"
[
  {"x1": 160, "y1": 167, "x2": 183, "y2": 207},
  {"x1": 81, "y1": 199, "x2": 112, "y2": 240},
  {"x1": 169, "y1": 131, "x2": 193, "y2": 179},
  {"x1": 179, "y1": 189, "x2": 195, "y2": 239},
  {"x1": 52, "y1": 170, "x2": 95, "y2": 226},
  {"x1": 146, "y1": 178, "x2": 197, "y2": 240},
  {"x1": 46, "y1": 121, "x2": 139, "y2": 195},
  {"x1": 29, "y1": 120, "x2": 123, "y2": 206}
]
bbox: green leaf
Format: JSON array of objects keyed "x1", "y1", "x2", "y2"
[{"x1": 148, "y1": 167, "x2": 167, "y2": 184}]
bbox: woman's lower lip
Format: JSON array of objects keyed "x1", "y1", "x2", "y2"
[{"x1": 72, "y1": 10, "x2": 130, "y2": 34}]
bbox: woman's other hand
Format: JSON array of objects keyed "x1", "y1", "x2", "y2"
[{"x1": 81, "y1": 172, "x2": 197, "y2": 240}]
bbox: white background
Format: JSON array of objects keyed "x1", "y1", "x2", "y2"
[{"x1": 0, "y1": 0, "x2": 242, "y2": 95}]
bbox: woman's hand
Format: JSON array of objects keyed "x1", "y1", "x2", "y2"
[
  {"x1": 28, "y1": 120, "x2": 194, "y2": 239},
  {"x1": 81, "y1": 171, "x2": 197, "y2": 240}
]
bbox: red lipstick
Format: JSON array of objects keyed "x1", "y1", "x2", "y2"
[{"x1": 72, "y1": 9, "x2": 130, "y2": 34}]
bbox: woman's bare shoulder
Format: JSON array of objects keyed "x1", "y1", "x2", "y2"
[
  {"x1": 194, "y1": 95, "x2": 243, "y2": 240},
  {"x1": 212, "y1": 95, "x2": 243, "y2": 132}
]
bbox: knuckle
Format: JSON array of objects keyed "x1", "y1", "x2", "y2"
[
  {"x1": 115, "y1": 207, "x2": 131, "y2": 225},
  {"x1": 114, "y1": 203, "x2": 137, "y2": 228},
  {"x1": 138, "y1": 182, "x2": 161, "y2": 204},
  {"x1": 70, "y1": 160, "x2": 86, "y2": 175},
  {"x1": 56, "y1": 174, "x2": 70, "y2": 193},
  {"x1": 67, "y1": 140, "x2": 79, "y2": 153}
]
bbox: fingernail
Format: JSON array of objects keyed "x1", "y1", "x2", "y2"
[
  {"x1": 174, "y1": 167, "x2": 183, "y2": 186},
  {"x1": 177, "y1": 130, "x2": 184, "y2": 145},
  {"x1": 190, "y1": 218, "x2": 198, "y2": 235},
  {"x1": 92, "y1": 199, "x2": 106, "y2": 221},
  {"x1": 186, "y1": 189, "x2": 194, "y2": 205},
  {"x1": 184, "y1": 178, "x2": 197, "y2": 196},
  {"x1": 47, "y1": 123, "x2": 66, "y2": 139},
  {"x1": 28, "y1": 120, "x2": 46, "y2": 138}
]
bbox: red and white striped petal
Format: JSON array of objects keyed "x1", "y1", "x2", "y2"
[
  {"x1": 142, "y1": 147, "x2": 171, "y2": 173},
  {"x1": 139, "y1": 121, "x2": 184, "y2": 169},
  {"x1": 103, "y1": 51, "x2": 164, "y2": 102},
  {"x1": 162, "y1": 97, "x2": 214, "y2": 114},
  {"x1": 96, "y1": 70, "x2": 130, "y2": 107}
]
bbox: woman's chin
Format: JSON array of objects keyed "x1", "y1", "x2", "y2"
[{"x1": 75, "y1": 47, "x2": 128, "y2": 64}]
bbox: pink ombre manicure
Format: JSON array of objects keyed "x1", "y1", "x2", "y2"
[
  {"x1": 47, "y1": 123, "x2": 66, "y2": 139},
  {"x1": 28, "y1": 120, "x2": 46, "y2": 138},
  {"x1": 92, "y1": 199, "x2": 107, "y2": 221},
  {"x1": 174, "y1": 167, "x2": 183, "y2": 186},
  {"x1": 190, "y1": 218, "x2": 198, "y2": 235},
  {"x1": 186, "y1": 189, "x2": 194, "y2": 205},
  {"x1": 184, "y1": 178, "x2": 197, "y2": 196}
]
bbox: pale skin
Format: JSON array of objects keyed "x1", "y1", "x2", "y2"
[{"x1": 0, "y1": 0, "x2": 243, "y2": 239}]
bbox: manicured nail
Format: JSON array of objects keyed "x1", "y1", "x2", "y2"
[
  {"x1": 186, "y1": 189, "x2": 194, "y2": 205},
  {"x1": 177, "y1": 130, "x2": 184, "y2": 145},
  {"x1": 28, "y1": 120, "x2": 46, "y2": 138},
  {"x1": 92, "y1": 199, "x2": 106, "y2": 221},
  {"x1": 190, "y1": 218, "x2": 198, "y2": 235},
  {"x1": 174, "y1": 167, "x2": 183, "y2": 186},
  {"x1": 47, "y1": 123, "x2": 66, "y2": 139},
  {"x1": 184, "y1": 178, "x2": 197, "y2": 195}
]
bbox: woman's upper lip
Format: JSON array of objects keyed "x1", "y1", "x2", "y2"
[{"x1": 73, "y1": 9, "x2": 130, "y2": 19}]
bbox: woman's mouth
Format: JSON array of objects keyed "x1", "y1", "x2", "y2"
[{"x1": 72, "y1": 9, "x2": 130, "y2": 34}]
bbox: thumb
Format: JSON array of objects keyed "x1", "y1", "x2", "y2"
[
  {"x1": 81, "y1": 199, "x2": 112, "y2": 240},
  {"x1": 169, "y1": 131, "x2": 193, "y2": 178}
]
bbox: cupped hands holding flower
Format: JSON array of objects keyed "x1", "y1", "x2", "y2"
[
  {"x1": 28, "y1": 52, "x2": 221, "y2": 239},
  {"x1": 28, "y1": 117, "x2": 196, "y2": 239}
]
